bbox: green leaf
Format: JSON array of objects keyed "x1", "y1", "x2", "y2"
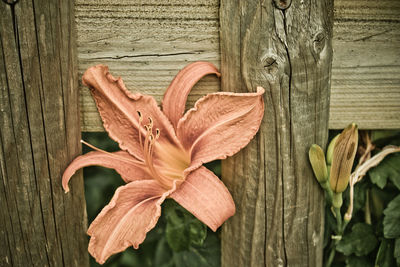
[
  {"x1": 370, "y1": 187, "x2": 386, "y2": 220},
  {"x1": 383, "y1": 194, "x2": 400, "y2": 238},
  {"x1": 371, "y1": 130, "x2": 400, "y2": 146},
  {"x1": 204, "y1": 160, "x2": 221, "y2": 177},
  {"x1": 352, "y1": 180, "x2": 369, "y2": 215},
  {"x1": 164, "y1": 200, "x2": 207, "y2": 252},
  {"x1": 118, "y1": 249, "x2": 141, "y2": 267},
  {"x1": 336, "y1": 223, "x2": 378, "y2": 256},
  {"x1": 345, "y1": 256, "x2": 373, "y2": 267},
  {"x1": 375, "y1": 239, "x2": 395, "y2": 267},
  {"x1": 173, "y1": 233, "x2": 220, "y2": 267},
  {"x1": 369, "y1": 153, "x2": 400, "y2": 190},
  {"x1": 369, "y1": 169, "x2": 389, "y2": 189},
  {"x1": 394, "y1": 238, "x2": 400, "y2": 266},
  {"x1": 154, "y1": 237, "x2": 174, "y2": 267}
]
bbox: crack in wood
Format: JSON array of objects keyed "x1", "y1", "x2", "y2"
[
  {"x1": 90, "y1": 51, "x2": 205, "y2": 60},
  {"x1": 352, "y1": 29, "x2": 392, "y2": 42},
  {"x1": 279, "y1": 8, "x2": 294, "y2": 265}
]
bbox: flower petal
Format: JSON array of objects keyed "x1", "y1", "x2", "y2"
[
  {"x1": 162, "y1": 62, "x2": 220, "y2": 129},
  {"x1": 87, "y1": 180, "x2": 174, "y2": 264},
  {"x1": 170, "y1": 166, "x2": 235, "y2": 231},
  {"x1": 82, "y1": 65, "x2": 180, "y2": 160},
  {"x1": 177, "y1": 87, "x2": 265, "y2": 173},
  {"x1": 62, "y1": 151, "x2": 150, "y2": 192}
]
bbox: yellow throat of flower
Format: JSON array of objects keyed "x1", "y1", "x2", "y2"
[{"x1": 138, "y1": 112, "x2": 190, "y2": 189}]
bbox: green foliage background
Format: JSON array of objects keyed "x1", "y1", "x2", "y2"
[
  {"x1": 82, "y1": 133, "x2": 221, "y2": 267},
  {"x1": 324, "y1": 130, "x2": 400, "y2": 267}
]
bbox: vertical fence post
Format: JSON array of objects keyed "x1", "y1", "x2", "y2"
[
  {"x1": 220, "y1": 0, "x2": 333, "y2": 266},
  {"x1": 0, "y1": 0, "x2": 88, "y2": 266}
]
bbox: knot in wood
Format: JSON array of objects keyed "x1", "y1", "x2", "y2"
[
  {"x1": 313, "y1": 31, "x2": 326, "y2": 55},
  {"x1": 273, "y1": 0, "x2": 291, "y2": 10},
  {"x1": 2, "y1": 0, "x2": 18, "y2": 5},
  {"x1": 262, "y1": 55, "x2": 278, "y2": 75}
]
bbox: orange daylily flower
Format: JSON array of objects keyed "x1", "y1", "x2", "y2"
[{"x1": 62, "y1": 62, "x2": 265, "y2": 264}]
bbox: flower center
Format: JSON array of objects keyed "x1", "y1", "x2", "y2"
[
  {"x1": 137, "y1": 111, "x2": 190, "y2": 189},
  {"x1": 80, "y1": 112, "x2": 190, "y2": 190}
]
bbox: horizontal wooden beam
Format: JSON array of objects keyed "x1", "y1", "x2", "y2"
[
  {"x1": 330, "y1": 0, "x2": 400, "y2": 129},
  {"x1": 77, "y1": 0, "x2": 400, "y2": 131}
]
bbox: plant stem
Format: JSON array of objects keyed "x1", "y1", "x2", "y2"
[
  {"x1": 325, "y1": 207, "x2": 343, "y2": 267},
  {"x1": 334, "y1": 207, "x2": 342, "y2": 234},
  {"x1": 322, "y1": 181, "x2": 334, "y2": 205},
  {"x1": 365, "y1": 189, "x2": 372, "y2": 225},
  {"x1": 342, "y1": 219, "x2": 349, "y2": 233},
  {"x1": 325, "y1": 243, "x2": 336, "y2": 267}
]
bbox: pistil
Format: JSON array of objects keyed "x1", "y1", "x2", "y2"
[{"x1": 137, "y1": 111, "x2": 181, "y2": 189}]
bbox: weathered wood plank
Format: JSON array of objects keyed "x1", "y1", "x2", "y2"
[
  {"x1": 77, "y1": 0, "x2": 400, "y2": 131},
  {"x1": 0, "y1": 1, "x2": 88, "y2": 266},
  {"x1": 219, "y1": 0, "x2": 333, "y2": 266},
  {"x1": 330, "y1": 0, "x2": 400, "y2": 129}
]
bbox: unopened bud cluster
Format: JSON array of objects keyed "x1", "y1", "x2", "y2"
[{"x1": 309, "y1": 123, "x2": 358, "y2": 208}]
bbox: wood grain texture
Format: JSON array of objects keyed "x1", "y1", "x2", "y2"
[
  {"x1": 77, "y1": 0, "x2": 400, "y2": 131},
  {"x1": 0, "y1": 1, "x2": 88, "y2": 266},
  {"x1": 76, "y1": 0, "x2": 220, "y2": 131},
  {"x1": 330, "y1": 0, "x2": 400, "y2": 129},
  {"x1": 220, "y1": 0, "x2": 333, "y2": 266}
]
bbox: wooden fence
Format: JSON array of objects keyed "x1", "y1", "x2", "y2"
[{"x1": 77, "y1": 0, "x2": 400, "y2": 131}]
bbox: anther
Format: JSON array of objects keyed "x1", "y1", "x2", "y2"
[
  {"x1": 137, "y1": 111, "x2": 142, "y2": 121},
  {"x1": 155, "y1": 128, "x2": 160, "y2": 139},
  {"x1": 148, "y1": 117, "x2": 153, "y2": 128}
]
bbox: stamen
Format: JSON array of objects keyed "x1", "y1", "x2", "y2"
[
  {"x1": 81, "y1": 140, "x2": 105, "y2": 152},
  {"x1": 80, "y1": 140, "x2": 144, "y2": 166},
  {"x1": 149, "y1": 134, "x2": 156, "y2": 158},
  {"x1": 137, "y1": 110, "x2": 143, "y2": 149},
  {"x1": 134, "y1": 114, "x2": 181, "y2": 189}
]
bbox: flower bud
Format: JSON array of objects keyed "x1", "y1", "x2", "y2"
[
  {"x1": 329, "y1": 123, "x2": 358, "y2": 193},
  {"x1": 326, "y1": 134, "x2": 339, "y2": 165},
  {"x1": 309, "y1": 144, "x2": 328, "y2": 183}
]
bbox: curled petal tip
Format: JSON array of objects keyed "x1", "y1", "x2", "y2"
[
  {"x1": 82, "y1": 64, "x2": 109, "y2": 88},
  {"x1": 256, "y1": 86, "x2": 265, "y2": 94},
  {"x1": 63, "y1": 180, "x2": 70, "y2": 193},
  {"x1": 162, "y1": 61, "x2": 222, "y2": 128}
]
